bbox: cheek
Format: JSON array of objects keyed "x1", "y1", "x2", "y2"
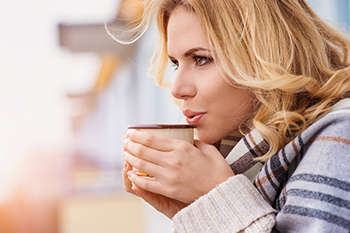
[
  {"x1": 216, "y1": 90, "x2": 255, "y2": 129},
  {"x1": 196, "y1": 73, "x2": 256, "y2": 142}
]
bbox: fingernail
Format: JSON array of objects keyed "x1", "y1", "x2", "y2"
[
  {"x1": 127, "y1": 171, "x2": 132, "y2": 177},
  {"x1": 124, "y1": 162, "x2": 127, "y2": 169},
  {"x1": 127, "y1": 129, "x2": 134, "y2": 137},
  {"x1": 124, "y1": 151, "x2": 127, "y2": 158},
  {"x1": 123, "y1": 138, "x2": 128, "y2": 149}
]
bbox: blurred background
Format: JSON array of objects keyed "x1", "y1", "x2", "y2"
[{"x1": 0, "y1": 0, "x2": 349, "y2": 232}]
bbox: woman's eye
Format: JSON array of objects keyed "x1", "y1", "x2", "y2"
[
  {"x1": 170, "y1": 60, "x2": 179, "y2": 71},
  {"x1": 194, "y1": 56, "x2": 213, "y2": 66}
]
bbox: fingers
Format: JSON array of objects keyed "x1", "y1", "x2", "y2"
[
  {"x1": 124, "y1": 137, "x2": 165, "y2": 165},
  {"x1": 130, "y1": 183, "x2": 185, "y2": 219},
  {"x1": 194, "y1": 139, "x2": 221, "y2": 157},
  {"x1": 130, "y1": 184, "x2": 153, "y2": 204},
  {"x1": 122, "y1": 162, "x2": 138, "y2": 196},
  {"x1": 127, "y1": 169, "x2": 167, "y2": 197},
  {"x1": 124, "y1": 151, "x2": 164, "y2": 178}
]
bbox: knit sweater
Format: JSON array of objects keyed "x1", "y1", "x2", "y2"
[{"x1": 171, "y1": 99, "x2": 350, "y2": 232}]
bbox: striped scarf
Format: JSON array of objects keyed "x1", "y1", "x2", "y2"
[
  {"x1": 214, "y1": 129, "x2": 268, "y2": 182},
  {"x1": 217, "y1": 98, "x2": 350, "y2": 209}
]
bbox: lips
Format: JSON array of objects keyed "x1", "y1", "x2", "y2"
[{"x1": 182, "y1": 109, "x2": 206, "y2": 125}]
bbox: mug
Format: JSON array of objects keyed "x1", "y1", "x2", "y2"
[{"x1": 127, "y1": 124, "x2": 196, "y2": 178}]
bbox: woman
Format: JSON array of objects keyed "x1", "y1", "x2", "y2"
[{"x1": 117, "y1": 0, "x2": 350, "y2": 232}]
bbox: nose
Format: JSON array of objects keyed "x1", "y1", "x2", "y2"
[{"x1": 170, "y1": 68, "x2": 196, "y2": 100}]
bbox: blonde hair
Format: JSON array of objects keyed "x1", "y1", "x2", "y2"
[{"x1": 109, "y1": 0, "x2": 350, "y2": 160}]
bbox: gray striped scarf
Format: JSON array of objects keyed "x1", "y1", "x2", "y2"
[
  {"x1": 214, "y1": 129, "x2": 268, "y2": 182},
  {"x1": 217, "y1": 98, "x2": 350, "y2": 208}
]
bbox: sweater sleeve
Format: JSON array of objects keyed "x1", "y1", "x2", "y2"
[{"x1": 171, "y1": 175, "x2": 276, "y2": 233}]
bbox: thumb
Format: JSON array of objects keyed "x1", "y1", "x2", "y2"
[{"x1": 194, "y1": 139, "x2": 221, "y2": 156}]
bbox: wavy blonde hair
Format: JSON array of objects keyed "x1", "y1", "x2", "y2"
[{"x1": 108, "y1": 0, "x2": 350, "y2": 160}]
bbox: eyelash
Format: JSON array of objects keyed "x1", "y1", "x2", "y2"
[
  {"x1": 170, "y1": 60, "x2": 179, "y2": 71},
  {"x1": 170, "y1": 56, "x2": 213, "y2": 71}
]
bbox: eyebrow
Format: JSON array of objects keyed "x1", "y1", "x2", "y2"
[
  {"x1": 168, "y1": 47, "x2": 212, "y2": 60},
  {"x1": 184, "y1": 47, "x2": 211, "y2": 57}
]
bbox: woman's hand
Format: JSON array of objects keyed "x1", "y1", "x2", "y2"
[
  {"x1": 123, "y1": 160, "x2": 188, "y2": 218},
  {"x1": 123, "y1": 129, "x2": 234, "y2": 205}
]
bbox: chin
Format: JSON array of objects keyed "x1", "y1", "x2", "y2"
[{"x1": 196, "y1": 130, "x2": 220, "y2": 145}]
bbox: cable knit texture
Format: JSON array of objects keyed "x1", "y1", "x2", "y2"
[{"x1": 172, "y1": 175, "x2": 275, "y2": 232}]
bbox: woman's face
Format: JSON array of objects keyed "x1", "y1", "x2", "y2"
[{"x1": 167, "y1": 7, "x2": 255, "y2": 144}]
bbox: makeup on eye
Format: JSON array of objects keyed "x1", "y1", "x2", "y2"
[
  {"x1": 170, "y1": 59, "x2": 179, "y2": 71},
  {"x1": 193, "y1": 55, "x2": 213, "y2": 66},
  {"x1": 169, "y1": 55, "x2": 213, "y2": 71}
]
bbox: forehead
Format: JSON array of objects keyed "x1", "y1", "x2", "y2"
[{"x1": 167, "y1": 8, "x2": 209, "y2": 53}]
